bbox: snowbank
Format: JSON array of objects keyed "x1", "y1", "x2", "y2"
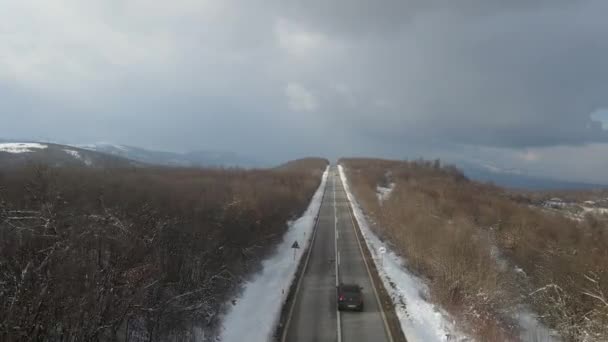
[
  {"x1": 339, "y1": 165, "x2": 467, "y2": 342},
  {"x1": 219, "y1": 167, "x2": 329, "y2": 342},
  {"x1": 0, "y1": 143, "x2": 47, "y2": 153}
]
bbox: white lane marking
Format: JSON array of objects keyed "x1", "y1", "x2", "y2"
[
  {"x1": 333, "y1": 171, "x2": 339, "y2": 287},
  {"x1": 333, "y1": 171, "x2": 342, "y2": 342},
  {"x1": 339, "y1": 172, "x2": 395, "y2": 342}
]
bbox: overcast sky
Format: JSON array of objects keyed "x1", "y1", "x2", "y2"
[{"x1": 2, "y1": 0, "x2": 608, "y2": 183}]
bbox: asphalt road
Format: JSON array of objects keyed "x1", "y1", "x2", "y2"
[{"x1": 283, "y1": 167, "x2": 392, "y2": 342}]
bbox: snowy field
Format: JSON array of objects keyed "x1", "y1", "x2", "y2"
[
  {"x1": 219, "y1": 167, "x2": 328, "y2": 342},
  {"x1": 0, "y1": 142, "x2": 47, "y2": 153},
  {"x1": 339, "y1": 165, "x2": 468, "y2": 342}
]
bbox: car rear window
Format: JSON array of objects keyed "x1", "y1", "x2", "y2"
[{"x1": 340, "y1": 285, "x2": 360, "y2": 292}]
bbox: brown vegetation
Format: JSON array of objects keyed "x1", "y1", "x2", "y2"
[
  {"x1": 340, "y1": 158, "x2": 608, "y2": 341},
  {"x1": 0, "y1": 160, "x2": 327, "y2": 341}
]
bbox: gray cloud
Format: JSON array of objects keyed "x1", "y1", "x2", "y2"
[
  {"x1": 2, "y1": 0, "x2": 608, "y2": 181},
  {"x1": 276, "y1": 0, "x2": 608, "y2": 147}
]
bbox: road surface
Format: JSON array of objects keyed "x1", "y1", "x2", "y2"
[{"x1": 283, "y1": 167, "x2": 392, "y2": 342}]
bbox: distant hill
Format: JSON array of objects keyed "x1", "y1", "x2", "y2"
[
  {"x1": 0, "y1": 142, "x2": 139, "y2": 168},
  {"x1": 457, "y1": 161, "x2": 607, "y2": 190},
  {"x1": 275, "y1": 157, "x2": 329, "y2": 172},
  {"x1": 78, "y1": 143, "x2": 265, "y2": 168}
]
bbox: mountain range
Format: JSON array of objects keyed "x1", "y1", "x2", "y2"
[
  {"x1": 0, "y1": 140, "x2": 266, "y2": 169},
  {"x1": 0, "y1": 142, "x2": 139, "y2": 168},
  {"x1": 78, "y1": 143, "x2": 266, "y2": 168},
  {"x1": 456, "y1": 160, "x2": 607, "y2": 190},
  {"x1": 1, "y1": 139, "x2": 606, "y2": 190}
]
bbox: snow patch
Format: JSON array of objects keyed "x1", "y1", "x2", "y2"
[
  {"x1": 582, "y1": 206, "x2": 608, "y2": 215},
  {"x1": 513, "y1": 308, "x2": 560, "y2": 342},
  {"x1": 0, "y1": 143, "x2": 48, "y2": 153},
  {"x1": 376, "y1": 183, "x2": 395, "y2": 203},
  {"x1": 63, "y1": 149, "x2": 93, "y2": 166},
  {"x1": 339, "y1": 165, "x2": 468, "y2": 342},
  {"x1": 489, "y1": 230, "x2": 559, "y2": 341},
  {"x1": 219, "y1": 167, "x2": 329, "y2": 342},
  {"x1": 79, "y1": 143, "x2": 129, "y2": 153},
  {"x1": 63, "y1": 149, "x2": 81, "y2": 159}
]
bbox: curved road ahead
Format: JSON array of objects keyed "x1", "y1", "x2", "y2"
[{"x1": 283, "y1": 167, "x2": 392, "y2": 342}]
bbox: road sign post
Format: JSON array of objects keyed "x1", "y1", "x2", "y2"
[
  {"x1": 291, "y1": 240, "x2": 300, "y2": 261},
  {"x1": 378, "y1": 246, "x2": 386, "y2": 267}
]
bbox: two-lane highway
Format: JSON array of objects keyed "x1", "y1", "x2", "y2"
[{"x1": 283, "y1": 167, "x2": 392, "y2": 342}]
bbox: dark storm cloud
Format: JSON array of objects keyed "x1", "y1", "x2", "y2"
[
  {"x1": 279, "y1": 0, "x2": 572, "y2": 37},
  {"x1": 275, "y1": 0, "x2": 608, "y2": 148}
]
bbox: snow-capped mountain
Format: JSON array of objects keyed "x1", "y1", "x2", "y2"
[
  {"x1": 0, "y1": 142, "x2": 139, "y2": 168},
  {"x1": 456, "y1": 160, "x2": 606, "y2": 190},
  {"x1": 78, "y1": 143, "x2": 265, "y2": 168}
]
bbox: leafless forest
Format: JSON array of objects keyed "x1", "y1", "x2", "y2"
[
  {"x1": 0, "y1": 159, "x2": 327, "y2": 341},
  {"x1": 340, "y1": 158, "x2": 608, "y2": 341}
]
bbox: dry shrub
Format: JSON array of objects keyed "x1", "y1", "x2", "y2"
[{"x1": 340, "y1": 158, "x2": 608, "y2": 341}]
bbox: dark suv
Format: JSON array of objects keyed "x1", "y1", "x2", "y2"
[{"x1": 337, "y1": 283, "x2": 363, "y2": 311}]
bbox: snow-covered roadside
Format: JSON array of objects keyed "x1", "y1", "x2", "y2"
[
  {"x1": 338, "y1": 165, "x2": 468, "y2": 342},
  {"x1": 219, "y1": 167, "x2": 329, "y2": 342}
]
